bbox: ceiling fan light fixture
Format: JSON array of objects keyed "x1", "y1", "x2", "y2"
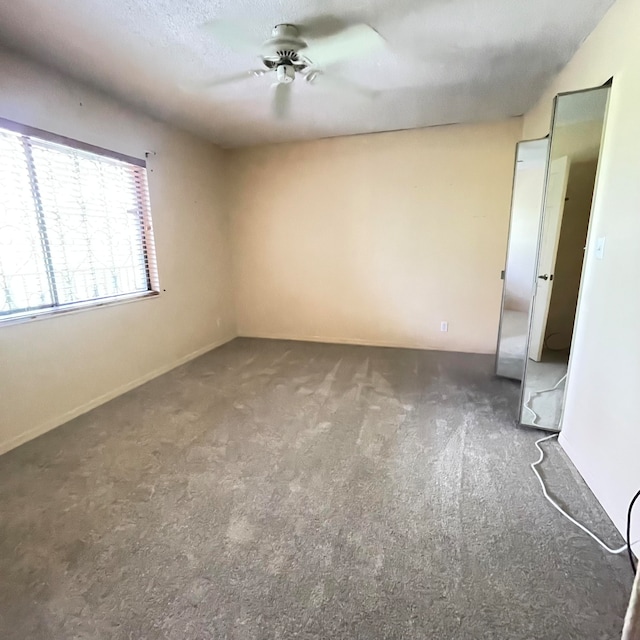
[{"x1": 276, "y1": 64, "x2": 295, "y2": 84}]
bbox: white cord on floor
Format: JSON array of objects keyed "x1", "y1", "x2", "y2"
[
  {"x1": 524, "y1": 373, "x2": 567, "y2": 427},
  {"x1": 532, "y1": 434, "x2": 638, "y2": 555}
]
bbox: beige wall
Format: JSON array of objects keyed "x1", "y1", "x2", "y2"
[
  {"x1": 523, "y1": 0, "x2": 640, "y2": 543},
  {"x1": 230, "y1": 120, "x2": 522, "y2": 354},
  {"x1": 0, "y1": 50, "x2": 235, "y2": 454}
]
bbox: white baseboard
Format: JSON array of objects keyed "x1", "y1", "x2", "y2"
[
  {"x1": 237, "y1": 331, "x2": 495, "y2": 355},
  {"x1": 0, "y1": 334, "x2": 236, "y2": 456}
]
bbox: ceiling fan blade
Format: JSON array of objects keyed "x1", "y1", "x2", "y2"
[
  {"x1": 272, "y1": 82, "x2": 292, "y2": 119},
  {"x1": 302, "y1": 24, "x2": 385, "y2": 67},
  {"x1": 306, "y1": 71, "x2": 377, "y2": 99},
  {"x1": 201, "y1": 19, "x2": 262, "y2": 53},
  {"x1": 198, "y1": 69, "x2": 266, "y2": 89}
]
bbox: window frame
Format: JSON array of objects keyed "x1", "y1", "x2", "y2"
[{"x1": 0, "y1": 117, "x2": 160, "y2": 326}]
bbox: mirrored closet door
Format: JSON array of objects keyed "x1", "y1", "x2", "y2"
[
  {"x1": 496, "y1": 84, "x2": 611, "y2": 432},
  {"x1": 495, "y1": 138, "x2": 549, "y2": 381}
]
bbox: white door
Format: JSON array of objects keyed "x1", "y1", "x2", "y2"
[{"x1": 528, "y1": 155, "x2": 571, "y2": 361}]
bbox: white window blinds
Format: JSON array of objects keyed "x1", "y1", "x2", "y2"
[{"x1": 0, "y1": 121, "x2": 157, "y2": 320}]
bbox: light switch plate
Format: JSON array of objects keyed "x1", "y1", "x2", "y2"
[{"x1": 595, "y1": 236, "x2": 606, "y2": 260}]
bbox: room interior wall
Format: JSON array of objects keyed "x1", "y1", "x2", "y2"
[
  {"x1": 229, "y1": 119, "x2": 522, "y2": 354},
  {"x1": 523, "y1": 0, "x2": 640, "y2": 544},
  {"x1": 545, "y1": 120, "x2": 603, "y2": 348},
  {"x1": 0, "y1": 49, "x2": 236, "y2": 454}
]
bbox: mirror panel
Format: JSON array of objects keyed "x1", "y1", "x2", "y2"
[
  {"x1": 495, "y1": 138, "x2": 549, "y2": 381},
  {"x1": 519, "y1": 85, "x2": 610, "y2": 430}
]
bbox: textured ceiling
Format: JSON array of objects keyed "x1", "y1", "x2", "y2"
[{"x1": 0, "y1": 0, "x2": 616, "y2": 148}]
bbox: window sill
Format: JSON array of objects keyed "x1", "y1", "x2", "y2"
[{"x1": 0, "y1": 290, "x2": 160, "y2": 328}]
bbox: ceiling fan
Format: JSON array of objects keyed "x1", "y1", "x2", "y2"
[{"x1": 198, "y1": 21, "x2": 385, "y2": 118}]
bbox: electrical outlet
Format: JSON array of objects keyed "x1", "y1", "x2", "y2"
[{"x1": 440, "y1": 321, "x2": 448, "y2": 332}]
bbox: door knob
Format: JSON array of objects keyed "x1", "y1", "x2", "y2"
[{"x1": 538, "y1": 274, "x2": 549, "y2": 280}]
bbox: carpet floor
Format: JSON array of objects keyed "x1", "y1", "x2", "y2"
[{"x1": 0, "y1": 338, "x2": 632, "y2": 639}]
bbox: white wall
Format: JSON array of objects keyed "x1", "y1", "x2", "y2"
[
  {"x1": 523, "y1": 0, "x2": 640, "y2": 543},
  {"x1": 0, "y1": 50, "x2": 236, "y2": 454},
  {"x1": 230, "y1": 119, "x2": 522, "y2": 354}
]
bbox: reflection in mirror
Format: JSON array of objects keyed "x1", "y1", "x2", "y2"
[
  {"x1": 495, "y1": 139, "x2": 549, "y2": 381},
  {"x1": 520, "y1": 85, "x2": 610, "y2": 431}
]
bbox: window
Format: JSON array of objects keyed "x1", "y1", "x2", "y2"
[{"x1": 0, "y1": 119, "x2": 158, "y2": 322}]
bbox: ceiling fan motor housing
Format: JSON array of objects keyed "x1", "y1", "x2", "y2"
[
  {"x1": 261, "y1": 24, "x2": 308, "y2": 77},
  {"x1": 263, "y1": 24, "x2": 303, "y2": 52}
]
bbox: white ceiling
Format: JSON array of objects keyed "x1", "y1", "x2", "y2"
[{"x1": 0, "y1": 0, "x2": 616, "y2": 148}]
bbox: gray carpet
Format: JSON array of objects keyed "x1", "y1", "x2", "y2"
[{"x1": 0, "y1": 338, "x2": 632, "y2": 639}]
